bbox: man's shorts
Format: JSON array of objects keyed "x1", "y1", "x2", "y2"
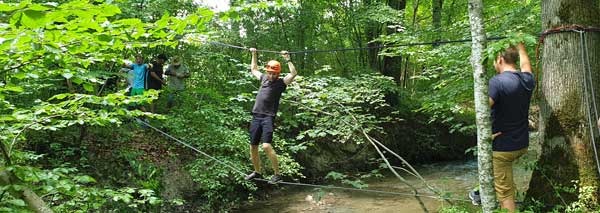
[
  {"x1": 130, "y1": 88, "x2": 145, "y2": 96},
  {"x1": 493, "y1": 148, "x2": 528, "y2": 201},
  {"x1": 249, "y1": 114, "x2": 274, "y2": 145}
]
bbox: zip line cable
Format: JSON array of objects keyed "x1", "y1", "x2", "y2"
[
  {"x1": 208, "y1": 36, "x2": 508, "y2": 54},
  {"x1": 577, "y1": 30, "x2": 600, "y2": 178},
  {"x1": 133, "y1": 118, "x2": 471, "y2": 202}
]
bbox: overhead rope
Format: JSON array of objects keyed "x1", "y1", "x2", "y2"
[
  {"x1": 133, "y1": 118, "x2": 471, "y2": 202},
  {"x1": 534, "y1": 25, "x2": 600, "y2": 98},
  {"x1": 209, "y1": 36, "x2": 508, "y2": 55},
  {"x1": 577, "y1": 30, "x2": 600, "y2": 178}
]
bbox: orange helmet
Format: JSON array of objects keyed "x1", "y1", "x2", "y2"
[{"x1": 265, "y1": 60, "x2": 281, "y2": 73}]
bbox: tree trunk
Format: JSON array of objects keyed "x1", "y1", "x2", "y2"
[
  {"x1": 403, "y1": 55, "x2": 410, "y2": 88},
  {"x1": 297, "y1": 0, "x2": 307, "y2": 70},
  {"x1": 445, "y1": 0, "x2": 456, "y2": 26},
  {"x1": 526, "y1": 0, "x2": 600, "y2": 208},
  {"x1": 0, "y1": 171, "x2": 53, "y2": 213},
  {"x1": 364, "y1": 0, "x2": 381, "y2": 71},
  {"x1": 467, "y1": 0, "x2": 497, "y2": 212},
  {"x1": 411, "y1": 0, "x2": 420, "y2": 28},
  {"x1": 431, "y1": 0, "x2": 443, "y2": 47},
  {"x1": 381, "y1": 0, "x2": 406, "y2": 84}
]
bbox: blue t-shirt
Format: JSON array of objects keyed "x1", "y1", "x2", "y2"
[
  {"x1": 489, "y1": 71, "x2": 535, "y2": 151},
  {"x1": 131, "y1": 63, "x2": 148, "y2": 89}
]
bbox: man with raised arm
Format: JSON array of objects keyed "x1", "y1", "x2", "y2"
[
  {"x1": 123, "y1": 55, "x2": 153, "y2": 112},
  {"x1": 487, "y1": 42, "x2": 535, "y2": 212},
  {"x1": 244, "y1": 48, "x2": 297, "y2": 184}
]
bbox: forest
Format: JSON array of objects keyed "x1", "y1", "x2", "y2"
[{"x1": 1, "y1": 0, "x2": 599, "y2": 212}]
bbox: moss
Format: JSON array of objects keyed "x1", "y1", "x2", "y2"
[
  {"x1": 545, "y1": 94, "x2": 585, "y2": 139},
  {"x1": 557, "y1": 0, "x2": 600, "y2": 26},
  {"x1": 558, "y1": 1, "x2": 572, "y2": 24},
  {"x1": 526, "y1": 141, "x2": 579, "y2": 209}
]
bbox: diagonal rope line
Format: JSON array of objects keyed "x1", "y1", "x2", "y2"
[
  {"x1": 134, "y1": 118, "x2": 472, "y2": 202},
  {"x1": 134, "y1": 118, "x2": 246, "y2": 175}
]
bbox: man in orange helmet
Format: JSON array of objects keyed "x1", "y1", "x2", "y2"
[{"x1": 244, "y1": 48, "x2": 297, "y2": 184}]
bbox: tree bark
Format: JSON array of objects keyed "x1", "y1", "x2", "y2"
[
  {"x1": 526, "y1": 0, "x2": 600, "y2": 208},
  {"x1": 445, "y1": 0, "x2": 456, "y2": 26},
  {"x1": 467, "y1": 0, "x2": 497, "y2": 212},
  {"x1": 381, "y1": 0, "x2": 406, "y2": 84},
  {"x1": 411, "y1": 0, "x2": 420, "y2": 28},
  {"x1": 403, "y1": 55, "x2": 410, "y2": 88},
  {"x1": 0, "y1": 171, "x2": 53, "y2": 213},
  {"x1": 431, "y1": 0, "x2": 443, "y2": 47},
  {"x1": 364, "y1": 0, "x2": 382, "y2": 71}
]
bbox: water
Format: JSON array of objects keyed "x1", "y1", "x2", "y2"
[{"x1": 239, "y1": 136, "x2": 540, "y2": 213}]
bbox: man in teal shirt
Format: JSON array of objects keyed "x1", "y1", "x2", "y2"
[{"x1": 123, "y1": 55, "x2": 153, "y2": 111}]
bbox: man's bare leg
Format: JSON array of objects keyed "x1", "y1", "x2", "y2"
[
  {"x1": 250, "y1": 145, "x2": 261, "y2": 173},
  {"x1": 500, "y1": 199, "x2": 516, "y2": 213},
  {"x1": 262, "y1": 143, "x2": 279, "y2": 175}
]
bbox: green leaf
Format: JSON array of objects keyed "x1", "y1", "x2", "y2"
[
  {"x1": 50, "y1": 93, "x2": 69, "y2": 100},
  {"x1": 9, "y1": 11, "x2": 22, "y2": 28},
  {"x1": 0, "y1": 115, "x2": 16, "y2": 121},
  {"x1": 71, "y1": 77, "x2": 83, "y2": 84},
  {"x1": 28, "y1": 4, "x2": 50, "y2": 11},
  {"x1": 155, "y1": 13, "x2": 170, "y2": 29},
  {"x1": 0, "y1": 3, "x2": 23, "y2": 12},
  {"x1": 83, "y1": 83, "x2": 94, "y2": 92},
  {"x1": 7, "y1": 199, "x2": 26, "y2": 207},
  {"x1": 62, "y1": 73, "x2": 73, "y2": 79},
  {"x1": 74, "y1": 175, "x2": 96, "y2": 183},
  {"x1": 97, "y1": 34, "x2": 112, "y2": 42},
  {"x1": 3, "y1": 84, "x2": 23, "y2": 92},
  {"x1": 98, "y1": 4, "x2": 121, "y2": 17},
  {"x1": 21, "y1": 10, "x2": 46, "y2": 28}
]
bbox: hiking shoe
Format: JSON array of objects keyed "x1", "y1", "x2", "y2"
[
  {"x1": 469, "y1": 190, "x2": 481, "y2": 206},
  {"x1": 244, "y1": 171, "x2": 262, "y2": 180},
  {"x1": 268, "y1": 174, "x2": 282, "y2": 184}
]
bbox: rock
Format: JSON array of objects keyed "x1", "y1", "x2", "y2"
[
  {"x1": 305, "y1": 195, "x2": 313, "y2": 202},
  {"x1": 160, "y1": 158, "x2": 196, "y2": 201}
]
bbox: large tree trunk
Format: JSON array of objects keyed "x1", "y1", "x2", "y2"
[
  {"x1": 526, "y1": 0, "x2": 600, "y2": 208},
  {"x1": 382, "y1": 0, "x2": 406, "y2": 85},
  {"x1": 364, "y1": 0, "x2": 381, "y2": 71},
  {"x1": 431, "y1": 0, "x2": 443, "y2": 47},
  {"x1": 467, "y1": 0, "x2": 497, "y2": 212}
]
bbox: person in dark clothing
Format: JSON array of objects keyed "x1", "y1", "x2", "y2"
[
  {"x1": 147, "y1": 54, "x2": 168, "y2": 113},
  {"x1": 469, "y1": 43, "x2": 534, "y2": 211},
  {"x1": 244, "y1": 48, "x2": 297, "y2": 184},
  {"x1": 489, "y1": 43, "x2": 534, "y2": 212}
]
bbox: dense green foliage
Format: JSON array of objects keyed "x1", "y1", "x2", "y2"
[{"x1": 3, "y1": 0, "x2": 589, "y2": 212}]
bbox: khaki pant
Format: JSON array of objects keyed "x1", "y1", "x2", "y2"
[{"x1": 493, "y1": 148, "x2": 527, "y2": 201}]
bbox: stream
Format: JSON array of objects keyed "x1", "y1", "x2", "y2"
[{"x1": 237, "y1": 133, "x2": 540, "y2": 213}]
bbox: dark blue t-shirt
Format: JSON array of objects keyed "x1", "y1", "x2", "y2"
[
  {"x1": 489, "y1": 71, "x2": 535, "y2": 151},
  {"x1": 252, "y1": 74, "x2": 287, "y2": 117}
]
